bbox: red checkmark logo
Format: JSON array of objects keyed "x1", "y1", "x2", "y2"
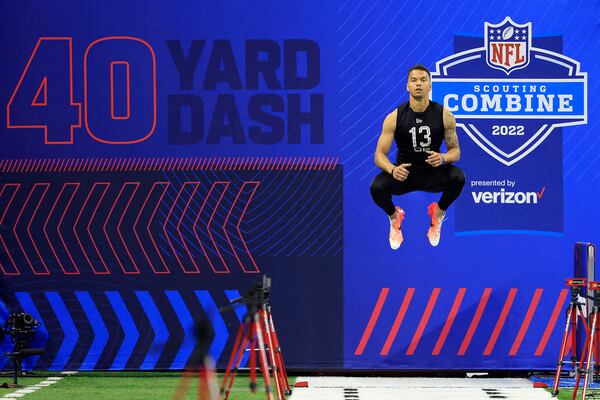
[{"x1": 537, "y1": 187, "x2": 546, "y2": 198}]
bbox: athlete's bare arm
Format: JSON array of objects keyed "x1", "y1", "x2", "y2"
[
  {"x1": 374, "y1": 110, "x2": 411, "y2": 181},
  {"x1": 425, "y1": 107, "x2": 461, "y2": 167},
  {"x1": 442, "y1": 107, "x2": 461, "y2": 163}
]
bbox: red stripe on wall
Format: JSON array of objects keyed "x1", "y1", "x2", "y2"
[
  {"x1": 355, "y1": 288, "x2": 390, "y2": 356},
  {"x1": 509, "y1": 288, "x2": 544, "y2": 356},
  {"x1": 433, "y1": 288, "x2": 466, "y2": 355},
  {"x1": 458, "y1": 288, "x2": 492, "y2": 355},
  {"x1": 406, "y1": 288, "x2": 441, "y2": 355},
  {"x1": 535, "y1": 289, "x2": 569, "y2": 356},
  {"x1": 484, "y1": 288, "x2": 518, "y2": 356},
  {"x1": 381, "y1": 288, "x2": 415, "y2": 356}
]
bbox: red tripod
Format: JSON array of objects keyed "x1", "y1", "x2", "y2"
[
  {"x1": 553, "y1": 278, "x2": 589, "y2": 396},
  {"x1": 573, "y1": 280, "x2": 600, "y2": 400},
  {"x1": 221, "y1": 303, "x2": 290, "y2": 400}
]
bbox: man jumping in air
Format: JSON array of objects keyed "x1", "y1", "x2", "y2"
[{"x1": 370, "y1": 64, "x2": 465, "y2": 249}]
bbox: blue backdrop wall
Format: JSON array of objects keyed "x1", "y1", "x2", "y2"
[{"x1": 0, "y1": 0, "x2": 598, "y2": 371}]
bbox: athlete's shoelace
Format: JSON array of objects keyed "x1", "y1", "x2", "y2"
[{"x1": 431, "y1": 215, "x2": 446, "y2": 234}]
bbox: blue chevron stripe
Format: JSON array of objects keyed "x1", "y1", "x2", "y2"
[
  {"x1": 106, "y1": 292, "x2": 139, "y2": 370},
  {"x1": 45, "y1": 292, "x2": 79, "y2": 370},
  {"x1": 224, "y1": 290, "x2": 248, "y2": 367},
  {"x1": 135, "y1": 291, "x2": 168, "y2": 370},
  {"x1": 75, "y1": 292, "x2": 109, "y2": 370},
  {"x1": 14, "y1": 292, "x2": 48, "y2": 369},
  {"x1": 165, "y1": 291, "x2": 195, "y2": 369},
  {"x1": 0, "y1": 297, "x2": 9, "y2": 321},
  {"x1": 14, "y1": 292, "x2": 47, "y2": 369},
  {"x1": 195, "y1": 290, "x2": 228, "y2": 362}
]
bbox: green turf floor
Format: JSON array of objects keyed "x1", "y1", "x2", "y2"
[
  {"x1": 7, "y1": 373, "x2": 600, "y2": 400},
  {"x1": 547, "y1": 387, "x2": 600, "y2": 399},
  {"x1": 0, "y1": 372, "x2": 294, "y2": 400}
]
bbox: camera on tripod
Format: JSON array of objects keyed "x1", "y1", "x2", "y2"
[
  {"x1": 221, "y1": 275, "x2": 291, "y2": 400},
  {"x1": 2, "y1": 312, "x2": 44, "y2": 387},
  {"x1": 230, "y1": 275, "x2": 272, "y2": 312}
]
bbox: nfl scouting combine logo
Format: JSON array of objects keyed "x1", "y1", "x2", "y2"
[{"x1": 431, "y1": 16, "x2": 587, "y2": 166}]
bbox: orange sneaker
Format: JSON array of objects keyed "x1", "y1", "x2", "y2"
[
  {"x1": 389, "y1": 206, "x2": 405, "y2": 250},
  {"x1": 427, "y1": 202, "x2": 446, "y2": 247}
]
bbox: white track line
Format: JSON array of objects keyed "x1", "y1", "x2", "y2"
[
  {"x1": 290, "y1": 377, "x2": 553, "y2": 400},
  {"x1": 0, "y1": 376, "x2": 64, "y2": 399}
]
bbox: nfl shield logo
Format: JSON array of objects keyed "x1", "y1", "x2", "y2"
[{"x1": 485, "y1": 17, "x2": 531, "y2": 74}]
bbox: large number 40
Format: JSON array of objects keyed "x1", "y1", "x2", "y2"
[{"x1": 7, "y1": 36, "x2": 156, "y2": 144}]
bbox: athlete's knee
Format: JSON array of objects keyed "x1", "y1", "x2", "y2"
[
  {"x1": 449, "y1": 167, "x2": 466, "y2": 189},
  {"x1": 370, "y1": 175, "x2": 390, "y2": 199}
]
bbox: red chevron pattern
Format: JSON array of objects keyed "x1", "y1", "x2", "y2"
[
  {"x1": 224, "y1": 181, "x2": 260, "y2": 273},
  {"x1": 0, "y1": 184, "x2": 21, "y2": 275},
  {"x1": 0, "y1": 179, "x2": 261, "y2": 276},
  {"x1": 44, "y1": 182, "x2": 80, "y2": 274},
  {"x1": 74, "y1": 182, "x2": 111, "y2": 274},
  {"x1": 134, "y1": 182, "x2": 171, "y2": 274},
  {"x1": 165, "y1": 182, "x2": 202, "y2": 274},
  {"x1": 14, "y1": 183, "x2": 50, "y2": 275},
  {"x1": 106, "y1": 182, "x2": 141, "y2": 274}
]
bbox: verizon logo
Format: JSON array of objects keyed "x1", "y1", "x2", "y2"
[{"x1": 472, "y1": 187, "x2": 545, "y2": 204}]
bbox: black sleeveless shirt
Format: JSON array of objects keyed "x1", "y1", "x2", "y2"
[{"x1": 394, "y1": 101, "x2": 445, "y2": 169}]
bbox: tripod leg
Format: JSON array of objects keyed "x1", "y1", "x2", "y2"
[
  {"x1": 596, "y1": 327, "x2": 600, "y2": 381},
  {"x1": 254, "y1": 315, "x2": 274, "y2": 400},
  {"x1": 13, "y1": 357, "x2": 20, "y2": 386},
  {"x1": 225, "y1": 327, "x2": 251, "y2": 400},
  {"x1": 221, "y1": 322, "x2": 246, "y2": 398},
  {"x1": 582, "y1": 311, "x2": 598, "y2": 400},
  {"x1": 572, "y1": 305, "x2": 579, "y2": 367},
  {"x1": 267, "y1": 310, "x2": 289, "y2": 398},
  {"x1": 553, "y1": 304, "x2": 575, "y2": 395},
  {"x1": 578, "y1": 304, "x2": 592, "y2": 358},
  {"x1": 269, "y1": 311, "x2": 292, "y2": 395},
  {"x1": 266, "y1": 309, "x2": 291, "y2": 396},
  {"x1": 261, "y1": 309, "x2": 284, "y2": 400},
  {"x1": 573, "y1": 311, "x2": 592, "y2": 400},
  {"x1": 249, "y1": 321, "x2": 258, "y2": 393}
]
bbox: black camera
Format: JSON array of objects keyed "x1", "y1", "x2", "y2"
[
  {"x1": 4, "y1": 312, "x2": 39, "y2": 352},
  {"x1": 5, "y1": 313, "x2": 38, "y2": 334},
  {"x1": 245, "y1": 275, "x2": 271, "y2": 305},
  {"x1": 223, "y1": 275, "x2": 273, "y2": 316}
]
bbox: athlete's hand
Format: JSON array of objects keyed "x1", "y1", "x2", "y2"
[
  {"x1": 425, "y1": 151, "x2": 444, "y2": 167},
  {"x1": 391, "y1": 163, "x2": 411, "y2": 181}
]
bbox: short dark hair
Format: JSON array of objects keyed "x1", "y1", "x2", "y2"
[{"x1": 407, "y1": 64, "x2": 431, "y2": 80}]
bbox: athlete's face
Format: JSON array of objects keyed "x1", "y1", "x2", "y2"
[{"x1": 407, "y1": 70, "x2": 431, "y2": 100}]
